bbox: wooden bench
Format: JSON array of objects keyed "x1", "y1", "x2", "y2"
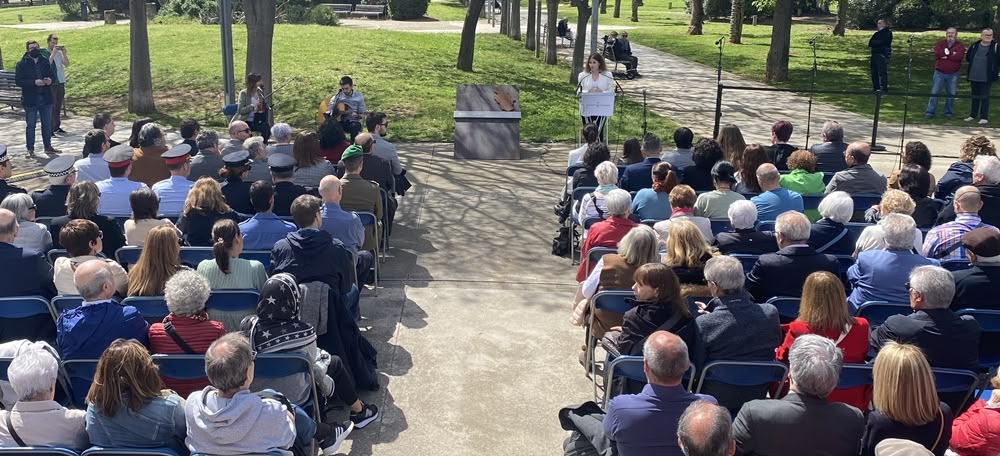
[
  {"x1": 322, "y1": 3, "x2": 353, "y2": 17},
  {"x1": 0, "y1": 70, "x2": 20, "y2": 110},
  {"x1": 541, "y1": 24, "x2": 573, "y2": 47},
  {"x1": 351, "y1": 4, "x2": 386, "y2": 18}
]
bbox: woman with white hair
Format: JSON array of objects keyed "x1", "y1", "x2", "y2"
[
  {"x1": 0, "y1": 347, "x2": 88, "y2": 450},
  {"x1": 854, "y1": 189, "x2": 923, "y2": 257},
  {"x1": 714, "y1": 200, "x2": 778, "y2": 255},
  {"x1": 807, "y1": 191, "x2": 857, "y2": 255},
  {"x1": 575, "y1": 189, "x2": 639, "y2": 282},
  {"x1": 577, "y1": 161, "x2": 620, "y2": 239},
  {"x1": 0, "y1": 193, "x2": 51, "y2": 252},
  {"x1": 266, "y1": 122, "x2": 294, "y2": 157}
]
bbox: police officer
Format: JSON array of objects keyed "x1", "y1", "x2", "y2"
[
  {"x1": 220, "y1": 150, "x2": 254, "y2": 215},
  {"x1": 151, "y1": 144, "x2": 195, "y2": 216},
  {"x1": 96, "y1": 144, "x2": 147, "y2": 217},
  {"x1": 268, "y1": 154, "x2": 308, "y2": 217},
  {"x1": 31, "y1": 155, "x2": 75, "y2": 217},
  {"x1": 0, "y1": 145, "x2": 27, "y2": 203}
]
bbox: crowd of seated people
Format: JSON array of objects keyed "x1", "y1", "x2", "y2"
[{"x1": 558, "y1": 121, "x2": 1000, "y2": 456}]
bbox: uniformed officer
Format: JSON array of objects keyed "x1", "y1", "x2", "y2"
[
  {"x1": 220, "y1": 150, "x2": 254, "y2": 215},
  {"x1": 0, "y1": 145, "x2": 27, "y2": 203},
  {"x1": 151, "y1": 144, "x2": 195, "y2": 216},
  {"x1": 339, "y1": 145, "x2": 384, "y2": 252},
  {"x1": 31, "y1": 155, "x2": 76, "y2": 217},
  {"x1": 96, "y1": 144, "x2": 148, "y2": 217},
  {"x1": 268, "y1": 154, "x2": 307, "y2": 217}
]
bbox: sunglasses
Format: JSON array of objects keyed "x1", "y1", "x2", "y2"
[
  {"x1": 28, "y1": 205, "x2": 36, "y2": 211},
  {"x1": 241, "y1": 129, "x2": 251, "y2": 134}
]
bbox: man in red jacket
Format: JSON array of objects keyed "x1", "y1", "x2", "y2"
[{"x1": 926, "y1": 27, "x2": 965, "y2": 118}]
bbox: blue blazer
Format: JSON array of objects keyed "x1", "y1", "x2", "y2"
[
  {"x1": 57, "y1": 301, "x2": 149, "y2": 360},
  {"x1": 847, "y1": 249, "x2": 938, "y2": 312},
  {"x1": 619, "y1": 157, "x2": 660, "y2": 193},
  {"x1": 0, "y1": 242, "x2": 54, "y2": 300}
]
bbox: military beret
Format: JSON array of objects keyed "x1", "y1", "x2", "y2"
[{"x1": 341, "y1": 145, "x2": 364, "y2": 161}]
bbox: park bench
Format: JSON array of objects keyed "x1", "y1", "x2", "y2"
[
  {"x1": 322, "y1": 3, "x2": 353, "y2": 17},
  {"x1": 541, "y1": 24, "x2": 573, "y2": 47},
  {"x1": 350, "y1": 4, "x2": 386, "y2": 18},
  {"x1": 0, "y1": 70, "x2": 20, "y2": 110}
]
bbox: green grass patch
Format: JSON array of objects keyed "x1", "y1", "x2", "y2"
[
  {"x1": 425, "y1": 0, "x2": 469, "y2": 21},
  {"x1": 0, "y1": 4, "x2": 66, "y2": 25},
  {"x1": 0, "y1": 22, "x2": 674, "y2": 142}
]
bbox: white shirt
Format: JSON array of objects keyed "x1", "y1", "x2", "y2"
[
  {"x1": 578, "y1": 71, "x2": 614, "y2": 94},
  {"x1": 74, "y1": 154, "x2": 111, "y2": 183},
  {"x1": 854, "y1": 225, "x2": 924, "y2": 257}
]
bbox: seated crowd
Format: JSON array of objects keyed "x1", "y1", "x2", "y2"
[
  {"x1": 0, "y1": 109, "x2": 412, "y2": 454},
  {"x1": 561, "y1": 120, "x2": 1000, "y2": 456}
]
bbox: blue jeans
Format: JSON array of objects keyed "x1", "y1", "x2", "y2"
[
  {"x1": 291, "y1": 402, "x2": 317, "y2": 448},
  {"x1": 24, "y1": 103, "x2": 53, "y2": 151},
  {"x1": 926, "y1": 70, "x2": 959, "y2": 116}
]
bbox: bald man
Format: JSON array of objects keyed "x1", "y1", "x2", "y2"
[
  {"x1": 677, "y1": 401, "x2": 735, "y2": 456},
  {"x1": 750, "y1": 163, "x2": 804, "y2": 222},
  {"x1": 57, "y1": 259, "x2": 148, "y2": 360},
  {"x1": 923, "y1": 185, "x2": 1000, "y2": 260},
  {"x1": 604, "y1": 331, "x2": 717, "y2": 456},
  {"x1": 825, "y1": 141, "x2": 887, "y2": 195},
  {"x1": 223, "y1": 120, "x2": 251, "y2": 155},
  {"x1": 0, "y1": 208, "x2": 56, "y2": 341},
  {"x1": 319, "y1": 175, "x2": 372, "y2": 286}
]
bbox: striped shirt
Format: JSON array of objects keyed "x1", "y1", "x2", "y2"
[
  {"x1": 196, "y1": 258, "x2": 267, "y2": 291},
  {"x1": 922, "y1": 214, "x2": 998, "y2": 260}
]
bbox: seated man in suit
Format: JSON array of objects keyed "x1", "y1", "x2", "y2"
[
  {"x1": 56, "y1": 260, "x2": 148, "y2": 360},
  {"x1": 825, "y1": 141, "x2": 887, "y2": 195},
  {"x1": 951, "y1": 227, "x2": 1000, "y2": 310},
  {"x1": 620, "y1": 133, "x2": 662, "y2": 193},
  {"x1": 604, "y1": 331, "x2": 717, "y2": 456},
  {"x1": 847, "y1": 214, "x2": 939, "y2": 312},
  {"x1": 0, "y1": 208, "x2": 56, "y2": 343},
  {"x1": 677, "y1": 401, "x2": 735, "y2": 456},
  {"x1": 746, "y1": 211, "x2": 838, "y2": 302},
  {"x1": 714, "y1": 200, "x2": 778, "y2": 255},
  {"x1": 809, "y1": 120, "x2": 849, "y2": 174},
  {"x1": 733, "y1": 335, "x2": 865, "y2": 456}
]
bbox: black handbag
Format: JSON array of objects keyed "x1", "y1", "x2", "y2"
[{"x1": 552, "y1": 226, "x2": 578, "y2": 257}]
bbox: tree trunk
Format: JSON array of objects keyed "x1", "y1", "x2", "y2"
[
  {"x1": 458, "y1": 0, "x2": 486, "y2": 71},
  {"x1": 833, "y1": 0, "x2": 846, "y2": 36},
  {"x1": 729, "y1": 0, "x2": 743, "y2": 43},
  {"x1": 128, "y1": 0, "x2": 155, "y2": 114},
  {"x1": 688, "y1": 0, "x2": 703, "y2": 34},
  {"x1": 243, "y1": 0, "x2": 275, "y2": 96},
  {"x1": 545, "y1": 0, "x2": 559, "y2": 64},
  {"x1": 599, "y1": 0, "x2": 606, "y2": 14},
  {"x1": 992, "y1": 1, "x2": 1000, "y2": 32},
  {"x1": 510, "y1": 0, "x2": 521, "y2": 39},
  {"x1": 526, "y1": 0, "x2": 536, "y2": 49},
  {"x1": 571, "y1": 0, "x2": 591, "y2": 84},
  {"x1": 766, "y1": 0, "x2": 793, "y2": 82},
  {"x1": 500, "y1": 0, "x2": 509, "y2": 34},
  {"x1": 613, "y1": 0, "x2": 621, "y2": 17},
  {"x1": 630, "y1": 0, "x2": 638, "y2": 21}
]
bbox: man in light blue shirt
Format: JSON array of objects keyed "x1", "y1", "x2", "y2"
[
  {"x1": 751, "y1": 163, "x2": 803, "y2": 222},
  {"x1": 318, "y1": 175, "x2": 373, "y2": 285},
  {"x1": 96, "y1": 144, "x2": 147, "y2": 217},
  {"x1": 74, "y1": 129, "x2": 110, "y2": 183},
  {"x1": 151, "y1": 144, "x2": 195, "y2": 216},
  {"x1": 238, "y1": 181, "x2": 296, "y2": 250}
]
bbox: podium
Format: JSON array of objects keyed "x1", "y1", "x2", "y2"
[{"x1": 579, "y1": 92, "x2": 615, "y2": 143}]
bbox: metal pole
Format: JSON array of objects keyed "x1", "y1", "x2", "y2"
[
  {"x1": 713, "y1": 37, "x2": 724, "y2": 137},
  {"x1": 219, "y1": 0, "x2": 235, "y2": 105},
  {"x1": 870, "y1": 91, "x2": 884, "y2": 150},
  {"x1": 805, "y1": 36, "x2": 817, "y2": 148},
  {"x1": 898, "y1": 34, "x2": 914, "y2": 166},
  {"x1": 590, "y1": 0, "x2": 598, "y2": 55}
]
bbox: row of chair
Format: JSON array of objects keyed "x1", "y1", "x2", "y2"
[
  {"x1": 0, "y1": 448, "x2": 179, "y2": 456},
  {"x1": 565, "y1": 166, "x2": 839, "y2": 186}
]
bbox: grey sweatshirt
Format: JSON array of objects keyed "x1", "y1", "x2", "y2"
[{"x1": 184, "y1": 387, "x2": 296, "y2": 456}]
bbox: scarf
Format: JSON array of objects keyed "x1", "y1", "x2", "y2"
[
  {"x1": 596, "y1": 184, "x2": 617, "y2": 194},
  {"x1": 248, "y1": 273, "x2": 316, "y2": 353}
]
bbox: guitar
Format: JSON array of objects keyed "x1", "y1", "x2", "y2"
[{"x1": 329, "y1": 101, "x2": 366, "y2": 123}]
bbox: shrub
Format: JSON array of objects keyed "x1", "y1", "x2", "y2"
[
  {"x1": 161, "y1": 0, "x2": 226, "y2": 22},
  {"x1": 387, "y1": 0, "x2": 430, "y2": 19},
  {"x1": 307, "y1": 5, "x2": 339, "y2": 25},
  {"x1": 848, "y1": 0, "x2": 895, "y2": 28},
  {"x1": 892, "y1": 0, "x2": 932, "y2": 29},
  {"x1": 705, "y1": 0, "x2": 729, "y2": 18},
  {"x1": 280, "y1": 4, "x2": 310, "y2": 22},
  {"x1": 92, "y1": 0, "x2": 129, "y2": 13},
  {"x1": 929, "y1": 0, "x2": 991, "y2": 28},
  {"x1": 57, "y1": 0, "x2": 82, "y2": 18}
]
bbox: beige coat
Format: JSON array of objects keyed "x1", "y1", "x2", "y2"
[{"x1": 53, "y1": 256, "x2": 128, "y2": 296}]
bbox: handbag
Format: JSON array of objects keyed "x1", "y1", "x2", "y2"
[{"x1": 552, "y1": 226, "x2": 578, "y2": 257}]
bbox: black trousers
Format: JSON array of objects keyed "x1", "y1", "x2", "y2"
[
  {"x1": 327, "y1": 355, "x2": 359, "y2": 406},
  {"x1": 970, "y1": 80, "x2": 993, "y2": 120},
  {"x1": 249, "y1": 115, "x2": 271, "y2": 143},
  {"x1": 870, "y1": 54, "x2": 889, "y2": 91}
]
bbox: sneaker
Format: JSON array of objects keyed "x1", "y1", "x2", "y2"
[
  {"x1": 44, "y1": 147, "x2": 61, "y2": 154},
  {"x1": 319, "y1": 422, "x2": 353, "y2": 455},
  {"x1": 350, "y1": 403, "x2": 380, "y2": 429},
  {"x1": 980, "y1": 119, "x2": 989, "y2": 125},
  {"x1": 55, "y1": 128, "x2": 67, "y2": 134},
  {"x1": 925, "y1": 113, "x2": 934, "y2": 119},
  {"x1": 25, "y1": 150, "x2": 35, "y2": 158},
  {"x1": 965, "y1": 117, "x2": 976, "y2": 122}
]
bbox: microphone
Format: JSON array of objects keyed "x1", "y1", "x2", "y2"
[
  {"x1": 809, "y1": 35, "x2": 817, "y2": 46},
  {"x1": 907, "y1": 34, "x2": 914, "y2": 44},
  {"x1": 715, "y1": 35, "x2": 725, "y2": 46},
  {"x1": 642, "y1": 88, "x2": 647, "y2": 95}
]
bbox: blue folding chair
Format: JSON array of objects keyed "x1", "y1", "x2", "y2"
[
  {"x1": 801, "y1": 195, "x2": 823, "y2": 211},
  {"x1": 941, "y1": 260, "x2": 972, "y2": 272},
  {"x1": 837, "y1": 363, "x2": 874, "y2": 389},
  {"x1": 151, "y1": 354, "x2": 208, "y2": 394},
  {"x1": 568, "y1": 186, "x2": 597, "y2": 265},
  {"x1": 239, "y1": 250, "x2": 271, "y2": 271},
  {"x1": 46, "y1": 249, "x2": 69, "y2": 264},
  {"x1": 378, "y1": 188, "x2": 392, "y2": 263},
  {"x1": 82, "y1": 449, "x2": 179, "y2": 456},
  {"x1": 587, "y1": 291, "x2": 634, "y2": 400},
  {"x1": 766, "y1": 296, "x2": 801, "y2": 322},
  {"x1": 121, "y1": 296, "x2": 169, "y2": 324},
  {"x1": 204, "y1": 290, "x2": 259, "y2": 331},
  {"x1": 567, "y1": 164, "x2": 586, "y2": 177},
  {"x1": 49, "y1": 295, "x2": 85, "y2": 322},
  {"x1": 851, "y1": 194, "x2": 883, "y2": 213},
  {"x1": 601, "y1": 356, "x2": 695, "y2": 407},
  {"x1": 639, "y1": 219, "x2": 662, "y2": 228},
  {"x1": 932, "y1": 367, "x2": 982, "y2": 412},
  {"x1": 114, "y1": 246, "x2": 143, "y2": 268},
  {"x1": 822, "y1": 173, "x2": 835, "y2": 185},
  {"x1": 694, "y1": 360, "x2": 789, "y2": 395},
  {"x1": 833, "y1": 255, "x2": 855, "y2": 278},
  {"x1": 956, "y1": 309, "x2": 1000, "y2": 370},
  {"x1": 757, "y1": 221, "x2": 775, "y2": 232},
  {"x1": 584, "y1": 247, "x2": 617, "y2": 277},
  {"x1": 0, "y1": 296, "x2": 51, "y2": 321},
  {"x1": 179, "y1": 247, "x2": 214, "y2": 268},
  {"x1": 252, "y1": 353, "x2": 320, "y2": 422},
  {"x1": 0, "y1": 448, "x2": 80, "y2": 456},
  {"x1": 855, "y1": 301, "x2": 911, "y2": 325},
  {"x1": 221, "y1": 103, "x2": 239, "y2": 122},
  {"x1": 709, "y1": 218, "x2": 731, "y2": 235},
  {"x1": 356, "y1": 211, "x2": 380, "y2": 296},
  {"x1": 61, "y1": 358, "x2": 99, "y2": 409},
  {"x1": 729, "y1": 254, "x2": 759, "y2": 274}
]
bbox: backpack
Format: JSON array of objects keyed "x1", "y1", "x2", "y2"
[{"x1": 552, "y1": 226, "x2": 579, "y2": 257}]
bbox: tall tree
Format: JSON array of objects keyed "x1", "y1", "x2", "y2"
[
  {"x1": 600, "y1": 0, "x2": 607, "y2": 14},
  {"x1": 128, "y1": 0, "x2": 154, "y2": 114},
  {"x1": 688, "y1": 0, "x2": 703, "y2": 34},
  {"x1": 545, "y1": 0, "x2": 559, "y2": 64},
  {"x1": 630, "y1": 0, "x2": 638, "y2": 21},
  {"x1": 570, "y1": 0, "x2": 591, "y2": 84},
  {"x1": 994, "y1": 2, "x2": 1000, "y2": 33},
  {"x1": 243, "y1": 0, "x2": 275, "y2": 94},
  {"x1": 526, "y1": 0, "x2": 536, "y2": 50},
  {"x1": 729, "y1": 0, "x2": 743, "y2": 43},
  {"x1": 500, "y1": 0, "x2": 509, "y2": 34},
  {"x1": 766, "y1": 0, "x2": 793, "y2": 82},
  {"x1": 833, "y1": 0, "x2": 846, "y2": 36},
  {"x1": 458, "y1": 0, "x2": 487, "y2": 71},
  {"x1": 510, "y1": 0, "x2": 521, "y2": 39},
  {"x1": 613, "y1": 0, "x2": 621, "y2": 17}
]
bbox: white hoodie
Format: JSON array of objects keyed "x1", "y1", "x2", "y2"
[{"x1": 185, "y1": 387, "x2": 296, "y2": 455}]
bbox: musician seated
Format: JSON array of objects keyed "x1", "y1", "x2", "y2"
[
  {"x1": 236, "y1": 73, "x2": 270, "y2": 143},
  {"x1": 326, "y1": 75, "x2": 366, "y2": 142}
]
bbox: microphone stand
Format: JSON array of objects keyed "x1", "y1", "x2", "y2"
[
  {"x1": 641, "y1": 88, "x2": 648, "y2": 138},
  {"x1": 805, "y1": 36, "x2": 818, "y2": 149},
  {"x1": 898, "y1": 35, "x2": 914, "y2": 168},
  {"x1": 713, "y1": 35, "x2": 725, "y2": 137}
]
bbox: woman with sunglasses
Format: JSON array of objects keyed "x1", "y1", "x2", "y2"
[
  {"x1": 53, "y1": 219, "x2": 128, "y2": 296},
  {"x1": 0, "y1": 193, "x2": 51, "y2": 252}
]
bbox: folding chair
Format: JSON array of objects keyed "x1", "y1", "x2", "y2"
[
  {"x1": 567, "y1": 164, "x2": 586, "y2": 177},
  {"x1": 0, "y1": 448, "x2": 80, "y2": 456},
  {"x1": 586, "y1": 290, "x2": 634, "y2": 401},
  {"x1": 766, "y1": 296, "x2": 801, "y2": 322},
  {"x1": 379, "y1": 188, "x2": 391, "y2": 262},
  {"x1": 941, "y1": 259, "x2": 972, "y2": 272},
  {"x1": 693, "y1": 360, "x2": 789, "y2": 399},
  {"x1": 855, "y1": 301, "x2": 911, "y2": 325},
  {"x1": 956, "y1": 309, "x2": 1000, "y2": 370},
  {"x1": 82, "y1": 448, "x2": 179, "y2": 456},
  {"x1": 932, "y1": 367, "x2": 982, "y2": 412},
  {"x1": 240, "y1": 250, "x2": 272, "y2": 271},
  {"x1": 837, "y1": 363, "x2": 874, "y2": 389},
  {"x1": 822, "y1": 173, "x2": 835, "y2": 185},
  {"x1": 584, "y1": 247, "x2": 616, "y2": 277},
  {"x1": 833, "y1": 255, "x2": 855, "y2": 278},
  {"x1": 114, "y1": 246, "x2": 143, "y2": 268},
  {"x1": 851, "y1": 194, "x2": 883, "y2": 213},
  {"x1": 49, "y1": 295, "x2": 85, "y2": 322},
  {"x1": 729, "y1": 254, "x2": 759, "y2": 274},
  {"x1": 222, "y1": 103, "x2": 239, "y2": 124},
  {"x1": 61, "y1": 358, "x2": 99, "y2": 409},
  {"x1": 601, "y1": 356, "x2": 695, "y2": 407},
  {"x1": 121, "y1": 296, "x2": 169, "y2": 324},
  {"x1": 844, "y1": 222, "x2": 872, "y2": 240},
  {"x1": 151, "y1": 354, "x2": 208, "y2": 397},
  {"x1": 757, "y1": 221, "x2": 775, "y2": 232},
  {"x1": 47, "y1": 249, "x2": 69, "y2": 264},
  {"x1": 0, "y1": 296, "x2": 52, "y2": 320},
  {"x1": 801, "y1": 195, "x2": 823, "y2": 212},
  {"x1": 356, "y1": 211, "x2": 380, "y2": 296},
  {"x1": 253, "y1": 353, "x2": 320, "y2": 422},
  {"x1": 709, "y1": 218, "x2": 731, "y2": 235},
  {"x1": 178, "y1": 247, "x2": 214, "y2": 268},
  {"x1": 568, "y1": 186, "x2": 597, "y2": 265},
  {"x1": 205, "y1": 291, "x2": 259, "y2": 331}
]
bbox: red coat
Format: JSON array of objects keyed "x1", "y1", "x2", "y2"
[
  {"x1": 148, "y1": 315, "x2": 226, "y2": 398},
  {"x1": 935, "y1": 39, "x2": 966, "y2": 74},
  {"x1": 775, "y1": 317, "x2": 871, "y2": 410},
  {"x1": 950, "y1": 399, "x2": 1000, "y2": 456},
  {"x1": 576, "y1": 216, "x2": 639, "y2": 282}
]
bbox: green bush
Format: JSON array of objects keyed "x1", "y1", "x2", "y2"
[
  {"x1": 57, "y1": 0, "x2": 82, "y2": 18},
  {"x1": 307, "y1": 5, "x2": 339, "y2": 25},
  {"x1": 705, "y1": 0, "x2": 728, "y2": 18},
  {"x1": 848, "y1": 0, "x2": 894, "y2": 28},
  {"x1": 388, "y1": 0, "x2": 430, "y2": 19},
  {"x1": 929, "y1": 0, "x2": 991, "y2": 28},
  {"x1": 892, "y1": 0, "x2": 932, "y2": 28},
  {"x1": 280, "y1": 4, "x2": 310, "y2": 22},
  {"x1": 92, "y1": 0, "x2": 129, "y2": 13},
  {"x1": 161, "y1": 0, "x2": 228, "y2": 22}
]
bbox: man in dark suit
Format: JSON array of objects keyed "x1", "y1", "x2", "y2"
[
  {"x1": 869, "y1": 19, "x2": 893, "y2": 92},
  {"x1": 766, "y1": 120, "x2": 797, "y2": 170},
  {"x1": 746, "y1": 211, "x2": 838, "y2": 302},
  {"x1": 0, "y1": 209, "x2": 54, "y2": 300},
  {"x1": 715, "y1": 200, "x2": 779, "y2": 255},
  {"x1": 31, "y1": 155, "x2": 75, "y2": 217},
  {"x1": 734, "y1": 335, "x2": 864, "y2": 456},
  {"x1": 809, "y1": 120, "x2": 849, "y2": 173},
  {"x1": 620, "y1": 133, "x2": 662, "y2": 193},
  {"x1": 677, "y1": 401, "x2": 735, "y2": 456},
  {"x1": 356, "y1": 133, "x2": 393, "y2": 193},
  {"x1": 951, "y1": 227, "x2": 1000, "y2": 310}
]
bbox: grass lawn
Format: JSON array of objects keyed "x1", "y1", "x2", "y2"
[
  {"x1": 0, "y1": 22, "x2": 675, "y2": 143},
  {"x1": 589, "y1": 3, "x2": 999, "y2": 126},
  {"x1": 424, "y1": 0, "x2": 469, "y2": 21},
  {"x1": 0, "y1": 4, "x2": 66, "y2": 25}
]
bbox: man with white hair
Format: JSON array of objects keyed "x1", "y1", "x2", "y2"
[
  {"x1": 714, "y1": 200, "x2": 778, "y2": 255},
  {"x1": 733, "y1": 335, "x2": 864, "y2": 455},
  {"x1": 870, "y1": 265, "x2": 981, "y2": 373},
  {"x1": 575, "y1": 189, "x2": 639, "y2": 282},
  {"x1": 0, "y1": 347, "x2": 88, "y2": 450},
  {"x1": 190, "y1": 129, "x2": 225, "y2": 182},
  {"x1": 750, "y1": 163, "x2": 803, "y2": 222},
  {"x1": 243, "y1": 136, "x2": 273, "y2": 184},
  {"x1": 951, "y1": 227, "x2": 1000, "y2": 310},
  {"x1": 0, "y1": 208, "x2": 54, "y2": 301},
  {"x1": 808, "y1": 191, "x2": 857, "y2": 255},
  {"x1": 923, "y1": 185, "x2": 999, "y2": 260},
  {"x1": 677, "y1": 401, "x2": 735, "y2": 456},
  {"x1": 810, "y1": 120, "x2": 849, "y2": 173},
  {"x1": 266, "y1": 122, "x2": 294, "y2": 157},
  {"x1": 937, "y1": 155, "x2": 1000, "y2": 227},
  {"x1": 604, "y1": 331, "x2": 717, "y2": 456},
  {"x1": 847, "y1": 214, "x2": 939, "y2": 312},
  {"x1": 746, "y1": 211, "x2": 838, "y2": 302},
  {"x1": 223, "y1": 120, "x2": 252, "y2": 155},
  {"x1": 56, "y1": 259, "x2": 148, "y2": 360}
]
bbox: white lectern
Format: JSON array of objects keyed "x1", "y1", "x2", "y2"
[{"x1": 579, "y1": 92, "x2": 615, "y2": 144}]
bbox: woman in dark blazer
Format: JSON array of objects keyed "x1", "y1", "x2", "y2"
[{"x1": 808, "y1": 191, "x2": 857, "y2": 255}]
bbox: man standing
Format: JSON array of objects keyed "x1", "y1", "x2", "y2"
[
  {"x1": 965, "y1": 29, "x2": 999, "y2": 125},
  {"x1": 223, "y1": 121, "x2": 252, "y2": 156},
  {"x1": 31, "y1": 155, "x2": 76, "y2": 218},
  {"x1": 327, "y1": 76, "x2": 367, "y2": 142},
  {"x1": 14, "y1": 40, "x2": 59, "y2": 157},
  {"x1": 95, "y1": 145, "x2": 148, "y2": 217},
  {"x1": 620, "y1": 133, "x2": 662, "y2": 192},
  {"x1": 824, "y1": 141, "x2": 887, "y2": 195},
  {"x1": 0, "y1": 146, "x2": 27, "y2": 203},
  {"x1": 75, "y1": 130, "x2": 110, "y2": 183},
  {"x1": 869, "y1": 19, "x2": 893, "y2": 92},
  {"x1": 40, "y1": 35, "x2": 68, "y2": 135},
  {"x1": 151, "y1": 145, "x2": 195, "y2": 215},
  {"x1": 926, "y1": 28, "x2": 965, "y2": 119},
  {"x1": 239, "y1": 181, "x2": 296, "y2": 250},
  {"x1": 190, "y1": 130, "x2": 224, "y2": 182}
]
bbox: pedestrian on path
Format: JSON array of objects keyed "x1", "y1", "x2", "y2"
[
  {"x1": 926, "y1": 28, "x2": 964, "y2": 119},
  {"x1": 40, "y1": 34, "x2": 69, "y2": 135},
  {"x1": 14, "y1": 40, "x2": 60, "y2": 157}
]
